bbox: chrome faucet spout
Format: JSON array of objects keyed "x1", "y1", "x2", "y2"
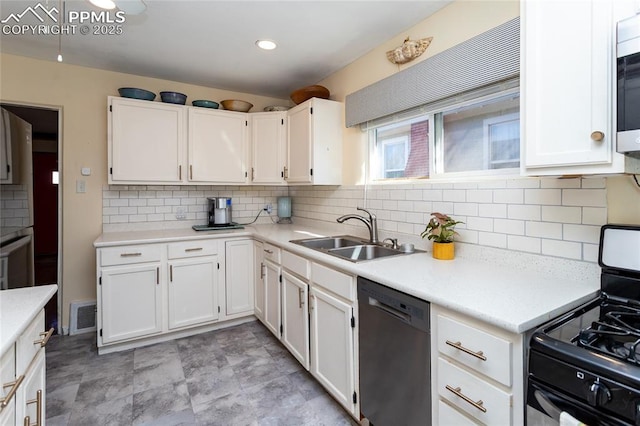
[{"x1": 336, "y1": 207, "x2": 379, "y2": 244}]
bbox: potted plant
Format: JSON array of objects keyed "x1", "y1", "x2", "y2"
[{"x1": 420, "y1": 212, "x2": 463, "y2": 260}]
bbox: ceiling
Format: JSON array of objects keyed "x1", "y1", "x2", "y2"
[{"x1": 0, "y1": 0, "x2": 451, "y2": 99}]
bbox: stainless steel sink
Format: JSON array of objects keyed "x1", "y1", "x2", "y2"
[
  {"x1": 291, "y1": 235, "x2": 367, "y2": 250},
  {"x1": 290, "y1": 235, "x2": 413, "y2": 262},
  {"x1": 328, "y1": 244, "x2": 402, "y2": 261}
]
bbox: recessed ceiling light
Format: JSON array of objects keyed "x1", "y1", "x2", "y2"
[
  {"x1": 89, "y1": 0, "x2": 116, "y2": 9},
  {"x1": 256, "y1": 40, "x2": 277, "y2": 50}
]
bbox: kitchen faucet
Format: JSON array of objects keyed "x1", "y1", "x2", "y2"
[{"x1": 336, "y1": 207, "x2": 379, "y2": 244}]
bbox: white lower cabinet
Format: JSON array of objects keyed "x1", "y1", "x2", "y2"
[
  {"x1": 225, "y1": 239, "x2": 254, "y2": 316},
  {"x1": 253, "y1": 241, "x2": 265, "y2": 321},
  {"x1": 281, "y1": 270, "x2": 309, "y2": 369},
  {"x1": 309, "y1": 285, "x2": 357, "y2": 417},
  {"x1": 96, "y1": 237, "x2": 255, "y2": 353},
  {"x1": 100, "y1": 262, "x2": 163, "y2": 344},
  {"x1": 1, "y1": 309, "x2": 51, "y2": 426},
  {"x1": 168, "y1": 256, "x2": 219, "y2": 330},
  {"x1": 432, "y1": 305, "x2": 524, "y2": 425}
]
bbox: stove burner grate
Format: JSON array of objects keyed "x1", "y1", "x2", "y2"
[{"x1": 577, "y1": 303, "x2": 640, "y2": 365}]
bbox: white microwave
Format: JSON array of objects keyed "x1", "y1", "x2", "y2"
[{"x1": 617, "y1": 14, "x2": 640, "y2": 153}]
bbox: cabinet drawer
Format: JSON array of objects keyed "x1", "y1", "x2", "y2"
[
  {"x1": 16, "y1": 310, "x2": 44, "y2": 375},
  {"x1": 437, "y1": 358, "x2": 512, "y2": 425},
  {"x1": 437, "y1": 314, "x2": 512, "y2": 386},
  {"x1": 168, "y1": 240, "x2": 217, "y2": 259},
  {"x1": 100, "y1": 244, "x2": 162, "y2": 266},
  {"x1": 438, "y1": 400, "x2": 479, "y2": 425},
  {"x1": 310, "y1": 262, "x2": 355, "y2": 301},
  {"x1": 282, "y1": 250, "x2": 309, "y2": 279},
  {"x1": 262, "y1": 243, "x2": 281, "y2": 264}
]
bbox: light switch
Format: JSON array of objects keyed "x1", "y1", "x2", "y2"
[
  {"x1": 81, "y1": 167, "x2": 91, "y2": 176},
  {"x1": 76, "y1": 180, "x2": 86, "y2": 193}
]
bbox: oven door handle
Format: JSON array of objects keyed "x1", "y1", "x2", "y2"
[
  {"x1": 534, "y1": 389, "x2": 562, "y2": 422},
  {"x1": 0, "y1": 235, "x2": 32, "y2": 257}
]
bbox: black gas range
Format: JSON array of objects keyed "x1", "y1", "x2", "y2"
[{"x1": 528, "y1": 225, "x2": 640, "y2": 426}]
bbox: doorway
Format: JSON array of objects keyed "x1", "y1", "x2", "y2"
[{"x1": 2, "y1": 104, "x2": 61, "y2": 333}]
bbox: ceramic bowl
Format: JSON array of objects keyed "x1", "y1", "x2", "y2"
[
  {"x1": 220, "y1": 99, "x2": 253, "y2": 112},
  {"x1": 160, "y1": 91, "x2": 187, "y2": 105},
  {"x1": 290, "y1": 85, "x2": 330, "y2": 104},
  {"x1": 192, "y1": 100, "x2": 219, "y2": 109},
  {"x1": 264, "y1": 105, "x2": 291, "y2": 112},
  {"x1": 118, "y1": 87, "x2": 156, "y2": 101}
]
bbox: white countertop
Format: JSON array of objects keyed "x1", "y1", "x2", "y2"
[
  {"x1": 94, "y1": 223, "x2": 600, "y2": 334},
  {"x1": 0, "y1": 284, "x2": 57, "y2": 355}
]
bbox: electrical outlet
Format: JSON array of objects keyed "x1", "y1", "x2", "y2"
[
  {"x1": 176, "y1": 207, "x2": 186, "y2": 220},
  {"x1": 264, "y1": 204, "x2": 272, "y2": 214}
]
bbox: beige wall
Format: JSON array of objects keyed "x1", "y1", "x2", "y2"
[
  {"x1": 318, "y1": 1, "x2": 521, "y2": 184},
  {"x1": 607, "y1": 176, "x2": 640, "y2": 224},
  {"x1": 0, "y1": 53, "x2": 287, "y2": 328}
]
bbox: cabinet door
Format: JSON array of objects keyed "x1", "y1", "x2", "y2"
[
  {"x1": 189, "y1": 108, "x2": 248, "y2": 183},
  {"x1": 281, "y1": 271, "x2": 309, "y2": 370},
  {"x1": 251, "y1": 112, "x2": 286, "y2": 184},
  {"x1": 309, "y1": 286, "x2": 356, "y2": 415},
  {"x1": 0, "y1": 346, "x2": 16, "y2": 426},
  {"x1": 17, "y1": 349, "x2": 45, "y2": 426},
  {"x1": 523, "y1": 0, "x2": 613, "y2": 169},
  {"x1": 168, "y1": 256, "x2": 218, "y2": 329},
  {"x1": 101, "y1": 263, "x2": 162, "y2": 343},
  {"x1": 263, "y1": 259, "x2": 281, "y2": 337},
  {"x1": 225, "y1": 239, "x2": 254, "y2": 316},
  {"x1": 109, "y1": 97, "x2": 185, "y2": 183},
  {"x1": 254, "y1": 241, "x2": 266, "y2": 321},
  {"x1": 286, "y1": 102, "x2": 313, "y2": 183}
]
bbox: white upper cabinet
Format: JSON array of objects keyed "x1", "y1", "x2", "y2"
[
  {"x1": 188, "y1": 108, "x2": 249, "y2": 184},
  {"x1": 108, "y1": 97, "x2": 186, "y2": 184},
  {"x1": 286, "y1": 98, "x2": 343, "y2": 185},
  {"x1": 251, "y1": 112, "x2": 286, "y2": 184},
  {"x1": 522, "y1": 0, "x2": 640, "y2": 175}
]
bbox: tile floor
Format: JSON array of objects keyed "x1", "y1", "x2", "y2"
[{"x1": 45, "y1": 320, "x2": 358, "y2": 426}]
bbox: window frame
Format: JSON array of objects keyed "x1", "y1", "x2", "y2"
[{"x1": 367, "y1": 86, "x2": 521, "y2": 183}]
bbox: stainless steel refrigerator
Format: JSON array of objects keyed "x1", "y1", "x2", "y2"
[{"x1": 0, "y1": 106, "x2": 35, "y2": 290}]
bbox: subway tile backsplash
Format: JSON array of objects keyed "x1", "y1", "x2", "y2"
[
  {"x1": 102, "y1": 185, "x2": 289, "y2": 232},
  {"x1": 103, "y1": 177, "x2": 607, "y2": 263},
  {"x1": 288, "y1": 177, "x2": 607, "y2": 263}
]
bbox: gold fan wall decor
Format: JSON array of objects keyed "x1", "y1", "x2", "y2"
[{"x1": 386, "y1": 36, "x2": 433, "y2": 65}]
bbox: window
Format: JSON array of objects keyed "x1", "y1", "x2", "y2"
[{"x1": 369, "y1": 89, "x2": 519, "y2": 180}]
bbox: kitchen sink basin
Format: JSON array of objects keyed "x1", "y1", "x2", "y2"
[
  {"x1": 291, "y1": 235, "x2": 367, "y2": 250},
  {"x1": 328, "y1": 244, "x2": 402, "y2": 261},
  {"x1": 290, "y1": 235, "x2": 415, "y2": 262}
]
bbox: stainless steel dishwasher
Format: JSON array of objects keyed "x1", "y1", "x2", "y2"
[{"x1": 358, "y1": 276, "x2": 431, "y2": 426}]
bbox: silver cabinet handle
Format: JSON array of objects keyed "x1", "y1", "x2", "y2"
[
  {"x1": 179, "y1": 165, "x2": 182, "y2": 180},
  {"x1": 185, "y1": 247, "x2": 203, "y2": 252},
  {"x1": 1, "y1": 374, "x2": 25, "y2": 408},
  {"x1": 25, "y1": 389, "x2": 42, "y2": 426},
  {"x1": 283, "y1": 166, "x2": 288, "y2": 180},
  {"x1": 298, "y1": 288, "x2": 305, "y2": 309},
  {"x1": 445, "y1": 385, "x2": 487, "y2": 413},
  {"x1": 169, "y1": 265, "x2": 173, "y2": 282},
  {"x1": 120, "y1": 252, "x2": 142, "y2": 257},
  {"x1": 156, "y1": 267, "x2": 160, "y2": 285},
  {"x1": 264, "y1": 249, "x2": 273, "y2": 254},
  {"x1": 34, "y1": 328, "x2": 54, "y2": 347},
  {"x1": 260, "y1": 262, "x2": 265, "y2": 279},
  {"x1": 445, "y1": 340, "x2": 487, "y2": 361}
]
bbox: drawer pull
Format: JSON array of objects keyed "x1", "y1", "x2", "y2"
[
  {"x1": 0, "y1": 375, "x2": 25, "y2": 408},
  {"x1": 25, "y1": 389, "x2": 42, "y2": 426},
  {"x1": 445, "y1": 340, "x2": 487, "y2": 361},
  {"x1": 120, "y1": 252, "x2": 142, "y2": 257},
  {"x1": 264, "y1": 249, "x2": 274, "y2": 254},
  {"x1": 185, "y1": 247, "x2": 203, "y2": 252},
  {"x1": 34, "y1": 328, "x2": 55, "y2": 347},
  {"x1": 445, "y1": 385, "x2": 487, "y2": 413}
]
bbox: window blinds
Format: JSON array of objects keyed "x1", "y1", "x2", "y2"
[{"x1": 345, "y1": 17, "x2": 520, "y2": 128}]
